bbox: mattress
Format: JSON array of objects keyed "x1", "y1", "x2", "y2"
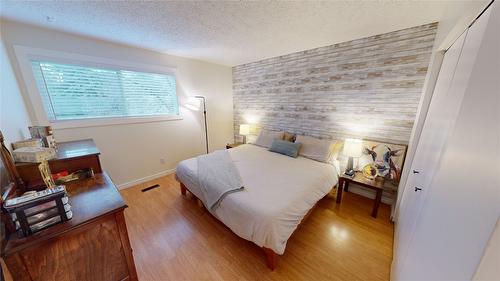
[{"x1": 176, "y1": 144, "x2": 338, "y2": 254}]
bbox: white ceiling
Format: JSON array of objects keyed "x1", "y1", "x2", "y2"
[{"x1": 0, "y1": 1, "x2": 488, "y2": 66}]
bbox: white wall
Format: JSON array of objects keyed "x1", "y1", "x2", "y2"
[
  {"x1": 0, "y1": 36, "x2": 31, "y2": 148},
  {"x1": 0, "y1": 19, "x2": 234, "y2": 187},
  {"x1": 474, "y1": 220, "x2": 500, "y2": 280}
]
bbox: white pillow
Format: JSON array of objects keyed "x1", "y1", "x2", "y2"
[
  {"x1": 254, "y1": 130, "x2": 284, "y2": 148},
  {"x1": 295, "y1": 135, "x2": 336, "y2": 163}
]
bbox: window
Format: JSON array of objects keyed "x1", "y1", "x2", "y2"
[{"x1": 31, "y1": 61, "x2": 179, "y2": 121}]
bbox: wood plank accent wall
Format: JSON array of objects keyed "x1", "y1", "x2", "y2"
[{"x1": 232, "y1": 23, "x2": 437, "y2": 144}]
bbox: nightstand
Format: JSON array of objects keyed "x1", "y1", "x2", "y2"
[
  {"x1": 226, "y1": 142, "x2": 243, "y2": 149},
  {"x1": 336, "y1": 171, "x2": 385, "y2": 218}
]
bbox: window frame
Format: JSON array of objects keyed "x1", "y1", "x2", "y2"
[{"x1": 14, "y1": 46, "x2": 182, "y2": 129}]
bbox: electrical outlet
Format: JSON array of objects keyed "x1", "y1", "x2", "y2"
[{"x1": 160, "y1": 158, "x2": 166, "y2": 165}]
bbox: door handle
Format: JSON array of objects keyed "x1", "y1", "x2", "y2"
[
  {"x1": 414, "y1": 187, "x2": 422, "y2": 192},
  {"x1": 413, "y1": 170, "x2": 420, "y2": 174}
]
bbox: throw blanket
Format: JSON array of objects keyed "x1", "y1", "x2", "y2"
[{"x1": 197, "y1": 150, "x2": 244, "y2": 211}]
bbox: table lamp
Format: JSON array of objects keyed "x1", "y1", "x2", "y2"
[
  {"x1": 343, "y1": 138, "x2": 362, "y2": 176},
  {"x1": 239, "y1": 124, "x2": 250, "y2": 143}
]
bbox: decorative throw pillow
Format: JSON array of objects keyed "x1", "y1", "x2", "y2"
[
  {"x1": 254, "y1": 130, "x2": 284, "y2": 148},
  {"x1": 269, "y1": 139, "x2": 301, "y2": 158},
  {"x1": 283, "y1": 132, "x2": 296, "y2": 142},
  {"x1": 295, "y1": 135, "x2": 336, "y2": 163}
]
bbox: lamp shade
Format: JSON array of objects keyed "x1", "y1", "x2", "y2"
[
  {"x1": 343, "y1": 138, "x2": 362, "y2": 157},
  {"x1": 185, "y1": 97, "x2": 201, "y2": 111},
  {"x1": 239, "y1": 124, "x2": 250, "y2": 135}
]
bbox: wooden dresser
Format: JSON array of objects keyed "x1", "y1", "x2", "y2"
[{"x1": 2, "y1": 140, "x2": 138, "y2": 281}]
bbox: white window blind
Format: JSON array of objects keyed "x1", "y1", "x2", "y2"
[{"x1": 31, "y1": 61, "x2": 178, "y2": 121}]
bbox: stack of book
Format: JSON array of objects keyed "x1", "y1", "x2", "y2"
[{"x1": 11, "y1": 126, "x2": 58, "y2": 164}]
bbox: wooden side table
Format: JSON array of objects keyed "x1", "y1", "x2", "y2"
[
  {"x1": 226, "y1": 142, "x2": 243, "y2": 149},
  {"x1": 336, "y1": 171, "x2": 385, "y2": 218}
]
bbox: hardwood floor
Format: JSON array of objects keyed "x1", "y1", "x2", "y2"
[{"x1": 120, "y1": 174, "x2": 394, "y2": 281}]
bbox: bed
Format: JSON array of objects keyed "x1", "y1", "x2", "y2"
[{"x1": 175, "y1": 144, "x2": 339, "y2": 269}]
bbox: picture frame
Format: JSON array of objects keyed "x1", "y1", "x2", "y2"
[{"x1": 357, "y1": 140, "x2": 408, "y2": 185}]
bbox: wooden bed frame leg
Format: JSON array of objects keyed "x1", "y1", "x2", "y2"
[
  {"x1": 180, "y1": 182, "x2": 187, "y2": 196},
  {"x1": 196, "y1": 198, "x2": 204, "y2": 208},
  {"x1": 262, "y1": 247, "x2": 278, "y2": 270},
  {"x1": 179, "y1": 181, "x2": 204, "y2": 208}
]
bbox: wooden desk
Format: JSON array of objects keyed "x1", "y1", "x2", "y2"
[
  {"x1": 15, "y1": 139, "x2": 102, "y2": 188},
  {"x1": 336, "y1": 172, "x2": 385, "y2": 218},
  {"x1": 3, "y1": 173, "x2": 138, "y2": 281}
]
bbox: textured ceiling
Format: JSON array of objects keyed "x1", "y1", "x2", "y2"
[{"x1": 0, "y1": 1, "x2": 487, "y2": 66}]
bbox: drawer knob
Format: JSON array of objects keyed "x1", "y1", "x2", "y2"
[{"x1": 414, "y1": 187, "x2": 422, "y2": 192}]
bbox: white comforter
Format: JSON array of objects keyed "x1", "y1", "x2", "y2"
[{"x1": 176, "y1": 144, "x2": 338, "y2": 255}]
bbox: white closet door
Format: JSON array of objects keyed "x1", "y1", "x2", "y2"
[
  {"x1": 392, "y1": 30, "x2": 467, "y2": 279},
  {"x1": 394, "y1": 2, "x2": 498, "y2": 280}
]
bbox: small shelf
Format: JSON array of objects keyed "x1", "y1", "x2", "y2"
[
  {"x1": 27, "y1": 208, "x2": 61, "y2": 225},
  {"x1": 26, "y1": 205, "x2": 59, "y2": 218}
]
